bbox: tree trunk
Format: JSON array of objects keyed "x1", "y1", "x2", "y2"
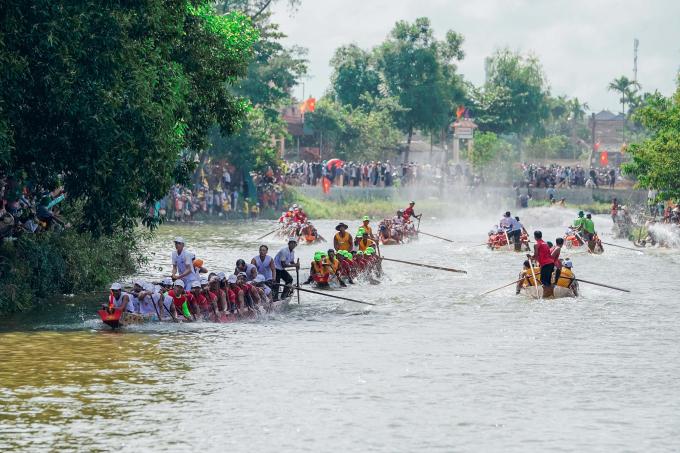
[{"x1": 404, "y1": 127, "x2": 413, "y2": 164}]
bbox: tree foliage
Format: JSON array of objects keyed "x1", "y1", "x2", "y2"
[
  {"x1": 329, "y1": 44, "x2": 381, "y2": 109},
  {"x1": 0, "y1": 1, "x2": 257, "y2": 236},
  {"x1": 304, "y1": 98, "x2": 402, "y2": 161},
  {"x1": 623, "y1": 79, "x2": 680, "y2": 198},
  {"x1": 474, "y1": 48, "x2": 550, "y2": 136},
  {"x1": 375, "y1": 17, "x2": 466, "y2": 161}
]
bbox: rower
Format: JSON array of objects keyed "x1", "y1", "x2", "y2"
[
  {"x1": 571, "y1": 211, "x2": 586, "y2": 245},
  {"x1": 226, "y1": 274, "x2": 244, "y2": 313},
  {"x1": 556, "y1": 259, "x2": 578, "y2": 296},
  {"x1": 501, "y1": 211, "x2": 523, "y2": 252},
  {"x1": 171, "y1": 237, "x2": 198, "y2": 287},
  {"x1": 164, "y1": 280, "x2": 194, "y2": 321},
  {"x1": 326, "y1": 249, "x2": 347, "y2": 287},
  {"x1": 307, "y1": 252, "x2": 330, "y2": 286},
  {"x1": 356, "y1": 232, "x2": 376, "y2": 252},
  {"x1": 134, "y1": 281, "x2": 160, "y2": 318},
  {"x1": 527, "y1": 230, "x2": 555, "y2": 298},
  {"x1": 237, "y1": 271, "x2": 260, "y2": 308},
  {"x1": 189, "y1": 280, "x2": 210, "y2": 318},
  {"x1": 251, "y1": 245, "x2": 275, "y2": 286},
  {"x1": 515, "y1": 260, "x2": 541, "y2": 294},
  {"x1": 333, "y1": 223, "x2": 353, "y2": 252},
  {"x1": 403, "y1": 201, "x2": 421, "y2": 222},
  {"x1": 273, "y1": 237, "x2": 299, "y2": 301},
  {"x1": 106, "y1": 282, "x2": 133, "y2": 313},
  {"x1": 360, "y1": 216, "x2": 374, "y2": 240},
  {"x1": 583, "y1": 213, "x2": 600, "y2": 252},
  {"x1": 253, "y1": 274, "x2": 273, "y2": 303},
  {"x1": 551, "y1": 237, "x2": 564, "y2": 283}
]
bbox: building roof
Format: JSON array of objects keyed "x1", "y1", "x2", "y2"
[{"x1": 593, "y1": 110, "x2": 624, "y2": 121}]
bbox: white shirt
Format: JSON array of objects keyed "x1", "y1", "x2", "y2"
[
  {"x1": 274, "y1": 246, "x2": 295, "y2": 270},
  {"x1": 172, "y1": 248, "x2": 197, "y2": 286}
]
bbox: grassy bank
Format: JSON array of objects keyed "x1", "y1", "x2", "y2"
[
  {"x1": 0, "y1": 231, "x2": 141, "y2": 314},
  {"x1": 287, "y1": 189, "x2": 448, "y2": 220}
]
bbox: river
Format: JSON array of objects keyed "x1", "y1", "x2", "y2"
[{"x1": 1, "y1": 207, "x2": 679, "y2": 452}]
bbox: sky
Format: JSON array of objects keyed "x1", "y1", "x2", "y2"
[{"x1": 271, "y1": 0, "x2": 680, "y2": 112}]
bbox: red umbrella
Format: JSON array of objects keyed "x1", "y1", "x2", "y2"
[{"x1": 326, "y1": 158, "x2": 344, "y2": 170}]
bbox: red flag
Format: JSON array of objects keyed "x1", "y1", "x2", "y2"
[
  {"x1": 322, "y1": 176, "x2": 331, "y2": 194},
  {"x1": 456, "y1": 105, "x2": 465, "y2": 119},
  {"x1": 599, "y1": 151, "x2": 609, "y2": 166},
  {"x1": 307, "y1": 97, "x2": 316, "y2": 112}
]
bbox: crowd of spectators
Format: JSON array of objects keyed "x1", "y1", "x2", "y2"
[
  {"x1": 159, "y1": 164, "x2": 286, "y2": 222},
  {"x1": 518, "y1": 163, "x2": 622, "y2": 189},
  {"x1": 281, "y1": 160, "x2": 473, "y2": 188},
  {"x1": 0, "y1": 181, "x2": 69, "y2": 240}
]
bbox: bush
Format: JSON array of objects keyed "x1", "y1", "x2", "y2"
[{"x1": 0, "y1": 230, "x2": 140, "y2": 314}]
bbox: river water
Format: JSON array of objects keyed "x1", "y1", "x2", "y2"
[{"x1": 1, "y1": 206, "x2": 679, "y2": 452}]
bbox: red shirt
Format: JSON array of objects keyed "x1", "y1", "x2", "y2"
[
  {"x1": 403, "y1": 206, "x2": 415, "y2": 219},
  {"x1": 168, "y1": 290, "x2": 193, "y2": 311},
  {"x1": 536, "y1": 239, "x2": 553, "y2": 266},
  {"x1": 193, "y1": 292, "x2": 209, "y2": 311}
]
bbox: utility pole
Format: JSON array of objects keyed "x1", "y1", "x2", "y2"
[{"x1": 633, "y1": 38, "x2": 639, "y2": 83}]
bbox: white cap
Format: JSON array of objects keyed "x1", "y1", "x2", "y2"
[
  {"x1": 143, "y1": 283, "x2": 154, "y2": 292},
  {"x1": 133, "y1": 279, "x2": 147, "y2": 288},
  {"x1": 237, "y1": 272, "x2": 247, "y2": 278},
  {"x1": 161, "y1": 277, "x2": 173, "y2": 286},
  {"x1": 174, "y1": 237, "x2": 185, "y2": 244},
  {"x1": 173, "y1": 280, "x2": 185, "y2": 288},
  {"x1": 217, "y1": 272, "x2": 226, "y2": 281},
  {"x1": 564, "y1": 260, "x2": 573, "y2": 269},
  {"x1": 200, "y1": 276, "x2": 209, "y2": 285},
  {"x1": 288, "y1": 237, "x2": 298, "y2": 243},
  {"x1": 293, "y1": 204, "x2": 298, "y2": 208},
  {"x1": 190, "y1": 280, "x2": 201, "y2": 289},
  {"x1": 227, "y1": 275, "x2": 237, "y2": 284},
  {"x1": 255, "y1": 274, "x2": 265, "y2": 283},
  {"x1": 110, "y1": 282, "x2": 122, "y2": 290}
]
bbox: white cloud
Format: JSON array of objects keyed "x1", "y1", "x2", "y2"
[{"x1": 272, "y1": 0, "x2": 680, "y2": 111}]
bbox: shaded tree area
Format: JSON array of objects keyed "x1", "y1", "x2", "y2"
[
  {"x1": 0, "y1": 0, "x2": 259, "y2": 236},
  {"x1": 623, "y1": 77, "x2": 680, "y2": 199}
]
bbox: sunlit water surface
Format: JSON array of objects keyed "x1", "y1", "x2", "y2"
[{"x1": 1, "y1": 207, "x2": 679, "y2": 452}]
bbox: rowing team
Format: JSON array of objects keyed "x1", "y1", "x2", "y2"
[
  {"x1": 487, "y1": 211, "x2": 530, "y2": 251},
  {"x1": 515, "y1": 231, "x2": 578, "y2": 298},
  {"x1": 103, "y1": 235, "x2": 310, "y2": 323},
  {"x1": 278, "y1": 203, "x2": 308, "y2": 225},
  {"x1": 377, "y1": 205, "x2": 421, "y2": 245},
  {"x1": 306, "y1": 247, "x2": 382, "y2": 287}
]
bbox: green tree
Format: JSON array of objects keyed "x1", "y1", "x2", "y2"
[
  {"x1": 329, "y1": 44, "x2": 381, "y2": 109},
  {"x1": 608, "y1": 75, "x2": 640, "y2": 118},
  {"x1": 0, "y1": 1, "x2": 258, "y2": 236},
  {"x1": 474, "y1": 48, "x2": 550, "y2": 136},
  {"x1": 375, "y1": 17, "x2": 466, "y2": 163},
  {"x1": 623, "y1": 79, "x2": 680, "y2": 199}
]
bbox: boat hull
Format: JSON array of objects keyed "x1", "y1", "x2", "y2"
[{"x1": 520, "y1": 284, "x2": 578, "y2": 299}]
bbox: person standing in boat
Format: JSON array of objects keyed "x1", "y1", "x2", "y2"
[
  {"x1": 251, "y1": 245, "x2": 276, "y2": 287},
  {"x1": 274, "y1": 237, "x2": 299, "y2": 301},
  {"x1": 583, "y1": 213, "x2": 601, "y2": 253},
  {"x1": 550, "y1": 238, "x2": 564, "y2": 283},
  {"x1": 402, "y1": 201, "x2": 421, "y2": 222},
  {"x1": 171, "y1": 237, "x2": 198, "y2": 287},
  {"x1": 334, "y1": 223, "x2": 353, "y2": 252},
  {"x1": 527, "y1": 230, "x2": 555, "y2": 298}
]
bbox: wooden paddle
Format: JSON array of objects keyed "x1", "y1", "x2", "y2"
[
  {"x1": 273, "y1": 284, "x2": 375, "y2": 306},
  {"x1": 417, "y1": 231, "x2": 454, "y2": 243},
  {"x1": 381, "y1": 256, "x2": 467, "y2": 274},
  {"x1": 479, "y1": 278, "x2": 522, "y2": 296},
  {"x1": 599, "y1": 241, "x2": 643, "y2": 253},
  {"x1": 256, "y1": 227, "x2": 280, "y2": 241},
  {"x1": 295, "y1": 258, "x2": 301, "y2": 305},
  {"x1": 528, "y1": 260, "x2": 541, "y2": 299},
  {"x1": 575, "y1": 278, "x2": 630, "y2": 293}
]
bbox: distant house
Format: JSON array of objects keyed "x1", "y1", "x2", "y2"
[{"x1": 589, "y1": 110, "x2": 628, "y2": 166}]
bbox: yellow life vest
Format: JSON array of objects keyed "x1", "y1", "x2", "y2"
[
  {"x1": 522, "y1": 267, "x2": 542, "y2": 287},
  {"x1": 358, "y1": 238, "x2": 375, "y2": 252},
  {"x1": 556, "y1": 267, "x2": 575, "y2": 288},
  {"x1": 334, "y1": 232, "x2": 352, "y2": 251}
]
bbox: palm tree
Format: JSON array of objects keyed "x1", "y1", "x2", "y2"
[
  {"x1": 608, "y1": 75, "x2": 640, "y2": 141},
  {"x1": 568, "y1": 98, "x2": 589, "y2": 159}
]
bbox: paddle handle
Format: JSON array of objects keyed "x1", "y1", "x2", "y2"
[{"x1": 575, "y1": 278, "x2": 630, "y2": 292}]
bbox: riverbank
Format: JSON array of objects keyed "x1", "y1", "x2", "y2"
[{"x1": 0, "y1": 231, "x2": 141, "y2": 315}]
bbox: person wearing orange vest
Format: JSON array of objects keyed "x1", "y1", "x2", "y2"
[
  {"x1": 333, "y1": 223, "x2": 353, "y2": 252},
  {"x1": 356, "y1": 232, "x2": 376, "y2": 252},
  {"x1": 360, "y1": 216, "x2": 374, "y2": 240}
]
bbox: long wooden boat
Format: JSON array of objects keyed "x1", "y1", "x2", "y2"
[
  {"x1": 519, "y1": 282, "x2": 579, "y2": 299},
  {"x1": 563, "y1": 233, "x2": 604, "y2": 254},
  {"x1": 98, "y1": 296, "x2": 292, "y2": 329},
  {"x1": 486, "y1": 231, "x2": 531, "y2": 251}
]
